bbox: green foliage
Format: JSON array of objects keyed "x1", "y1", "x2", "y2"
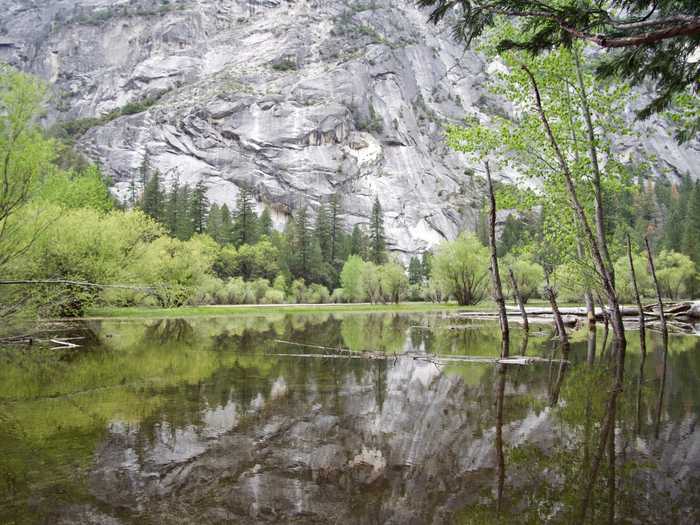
[
  {"x1": 231, "y1": 185, "x2": 258, "y2": 247},
  {"x1": 340, "y1": 255, "x2": 366, "y2": 302},
  {"x1": 613, "y1": 252, "x2": 653, "y2": 302},
  {"x1": 408, "y1": 256, "x2": 423, "y2": 285},
  {"x1": 501, "y1": 254, "x2": 545, "y2": 303},
  {"x1": 420, "y1": 0, "x2": 700, "y2": 124},
  {"x1": 655, "y1": 250, "x2": 696, "y2": 299},
  {"x1": 140, "y1": 171, "x2": 164, "y2": 223},
  {"x1": 432, "y1": 233, "x2": 489, "y2": 305},
  {"x1": 378, "y1": 262, "x2": 409, "y2": 304},
  {"x1": 37, "y1": 165, "x2": 113, "y2": 212},
  {"x1": 369, "y1": 196, "x2": 387, "y2": 264}
]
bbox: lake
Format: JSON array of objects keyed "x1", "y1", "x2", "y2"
[{"x1": 1, "y1": 312, "x2": 698, "y2": 524}]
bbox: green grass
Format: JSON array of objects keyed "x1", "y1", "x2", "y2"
[{"x1": 84, "y1": 302, "x2": 481, "y2": 319}]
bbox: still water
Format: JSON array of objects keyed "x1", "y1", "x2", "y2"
[{"x1": 1, "y1": 312, "x2": 698, "y2": 524}]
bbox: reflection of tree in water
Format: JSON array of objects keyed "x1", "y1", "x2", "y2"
[{"x1": 143, "y1": 318, "x2": 194, "y2": 344}]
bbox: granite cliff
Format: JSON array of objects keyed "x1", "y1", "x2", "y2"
[{"x1": 1, "y1": 0, "x2": 698, "y2": 253}]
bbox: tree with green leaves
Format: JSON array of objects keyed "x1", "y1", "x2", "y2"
[
  {"x1": 369, "y1": 196, "x2": 387, "y2": 264},
  {"x1": 350, "y1": 224, "x2": 369, "y2": 260},
  {"x1": 421, "y1": 0, "x2": 700, "y2": 136},
  {"x1": 140, "y1": 170, "x2": 164, "y2": 223},
  {"x1": 174, "y1": 184, "x2": 193, "y2": 240},
  {"x1": 329, "y1": 193, "x2": 344, "y2": 265},
  {"x1": 340, "y1": 255, "x2": 366, "y2": 302},
  {"x1": 408, "y1": 256, "x2": 423, "y2": 285},
  {"x1": 163, "y1": 177, "x2": 180, "y2": 235},
  {"x1": 432, "y1": 233, "x2": 489, "y2": 305},
  {"x1": 315, "y1": 204, "x2": 332, "y2": 263},
  {"x1": 206, "y1": 203, "x2": 222, "y2": 242},
  {"x1": 220, "y1": 204, "x2": 233, "y2": 244},
  {"x1": 258, "y1": 206, "x2": 273, "y2": 238},
  {"x1": 681, "y1": 180, "x2": 700, "y2": 266},
  {"x1": 0, "y1": 67, "x2": 62, "y2": 289},
  {"x1": 231, "y1": 185, "x2": 258, "y2": 247},
  {"x1": 189, "y1": 181, "x2": 209, "y2": 235}
]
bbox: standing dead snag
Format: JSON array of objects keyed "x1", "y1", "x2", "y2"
[
  {"x1": 484, "y1": 160, "x2": 509, "y2": 357},
  {"x1": 645, "y1": 237, "x2": 668, "y2": 439},
  {"x1": 508, "y1": 267, "x2": 529, "y2": 333},
  {"x1": 543, "y1": 282, "x2": 570, "y2": 406},
  {"x1": 627, "y1": 234, "x2": 647, "y2": 435}
]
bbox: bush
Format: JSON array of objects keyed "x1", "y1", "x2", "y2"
[
  {"x1": 262, "y1": 289, "x2": 285, "y2": 304},
  {"x1": 432, "y1": 233, "x2": 489, "y2": 305},
  {"x1": 304, "y1": 283, "x2": 330, "y2": 304},
  {"x1": 331, "y1": 288, "x2": 346, "y2": 303}
]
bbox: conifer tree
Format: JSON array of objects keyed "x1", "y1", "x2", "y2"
[
  {"x1": 190, "y1": 181, "x2": 209, "y2": 234},
  {"x1": 350, "y1": 224, "x2": 368, "y2": 260},
  {"x1": 408, "y1": 256, "x2": 423, "y2": 285},
  {"x1": 232, "y1": 184, "x2": 258, "y2": 246},
  {"x1": 421, "y1": 251, "x2": 433, "y2": 281},
  {"x1": 164, "y1": 177, "x2": 180, "y2": 235},
  {"x1": 174, "y1": 184, "x2": 193, "y2": 240},
  {"x1": 220, "y1": 204, "x2": 233, "y2": 244},
  {"x1": 293, "y1": 206, "x2": 312, "y2": 274},
  {"x1": 128, "y1": 176, "x2": 137, "y2": 208},
  {"x1": 681, "y1": 180, "x2": 700, "y2": 266},
  {"x1": 207, "y1": 203, "x2": 222, "y2": 242},
  {"x1": 139, "y1": 151, "x2": 151, "y2": 189},
  {"x1": 369, "y1": 196, "x2": 387, "y2": 264},
  {"x1": 141, "y1": 170, "x2": 164, "y2": 222},
  {"x1": 258, "y1": 207, "x2": 273, "y2": 237},
  {"x1": 315, "y1": 204, "x2": 332, "y2": 263},
  {"x1": 329, "y1": 193, "x2": 343, "y2": 265}
]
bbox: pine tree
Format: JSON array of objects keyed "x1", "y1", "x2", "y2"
[
  {"x1": 315, "y1": 204, "x2": 332, "y2": 263},
  {"x1": 220, "y1": 204, "x2": 233, "y2": 244},
  {"x1": 681, "y1": 180, "x2": 700, "y2": 265},
  {"x1": 141, "y1": 170, "x2": 164, "y2": 222},
  {"x1": 350, "y1": 224, "x2": 368, "y2": 260},
  {"x1": 258, "y1": 207, "x2": 273, "y2": 237},
  {"x1": 369, "y1": 196, "x2": 387, "y2": 264},
  {"x1": 207, "y1": 203, "x2": 222, "y2": 242},
  {"x1": 190, "y1": 181, "x2": 209, "y2": 234},
  {"x1": 408, "y1": 256, "x2": 423, "y2": 284},
  {"x1": 294, "y1": 206, "x2": 311, "y2": 274},
  {"x1": 164, "y1": 177, "x2": 181, "y2": 235},
  {"x1": 128, "y1": 176, "x2": 137, "y2": 208},
  {"x1": 421, "y1": 251, "x2": 433, "y2": 281},
  {"x1": 665, "y1": 176, "x2": 692, "y2": 252},
  {"x1": 232, "y1": 185, "x2": 258, "y2": 246},
  {"x1": 139, "y1": 151, "x2": 151, "y2": 189},
  {"x1": 329, "y1": 193, "x2": 343, "y2": 265},
  {"x1": 174, "y1": 184, "x2": 193, "y2": 240}
]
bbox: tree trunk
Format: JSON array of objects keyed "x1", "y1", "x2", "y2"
[
  {"x1": 522, "y1": 64, "x2": 625, "y2": 355},
  {"x1": 508, "y1": 267, "x2": 529, "y2": 332},
  {"x1": 627, "y1": 234, "x2": 647, "y2": 435},
  {"x1": 485, "y1": 160, "x2": 509, "y2": 356},
  {"x1": 645, "y1": 237, "x2": 668, "y2": 439}
]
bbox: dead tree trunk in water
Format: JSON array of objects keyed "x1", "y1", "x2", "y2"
[
  {"x1": 627, "y1": 234, "x2": 647, "y2": 435},
  {"x1": 508, "y1": 267, "x2": 529, "y2": 333},
  {"x1": 544, "y1": 281, "x2": 570, "y2": 406},
  {"x1": 645, "y1": 237, "x2": 668, "y2": 439},
  {"x1": 485, "y1": 160, "x2": 509, "y2": 357}
]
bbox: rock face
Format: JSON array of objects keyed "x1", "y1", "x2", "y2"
[{"x1": 2, "y1": 0, "x2": 699, "y2": 254}]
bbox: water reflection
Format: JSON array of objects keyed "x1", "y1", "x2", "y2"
[{"x1": 0, "y1": 313, "x2": 698, "y2": 524}]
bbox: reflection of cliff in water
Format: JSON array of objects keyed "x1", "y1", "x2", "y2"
[
  {"x1": 5, "y1": 314, "x2": 698, "y2": 524},
  {"x1": 81, "y1": 339, "x2": 697, "y2": 523}
]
